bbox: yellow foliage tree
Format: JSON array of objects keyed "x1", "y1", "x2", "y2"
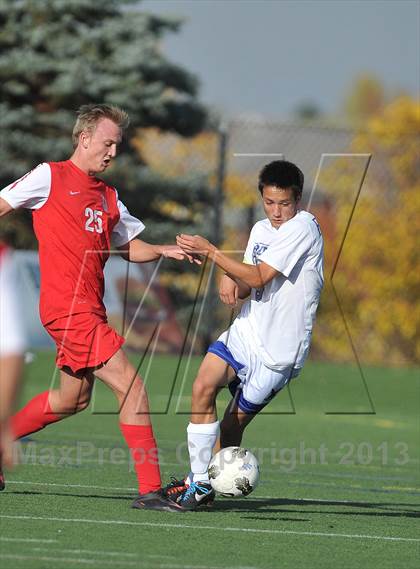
[
  {"x1": 315, "y1": 97, "x2": 420, "y2": 366},
  {"x1": 343, "y1": 73, "x2": 386, "y2": 122}
]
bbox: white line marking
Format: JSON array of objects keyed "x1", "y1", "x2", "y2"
[
  {"x1": 0, "y1": 514, "x2": 418, "y2": 543},
  {"x1": 0, "y1": 554, "x2": 226, "y2": 569},
  {"x1": 0, "y1": 554, "x2": 121, "y2": 567},
  {"x1": 6, "y1": 479, "x2": 419, "y2": 501},
  {"x1": 32, "y1": 547, "x2": 137, "y2": 558},
  {"x1": 0, "y1": 537, "x2": 58, "y2": 544},
  {"x1": 6, "y1": 480, "x2": 137, "y2": 491},
  {"x1": 30, "y1": 547, "x2": 175, "y2": 560}
]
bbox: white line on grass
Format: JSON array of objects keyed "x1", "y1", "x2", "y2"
[
  {"x1": 0, "y1": 537, "x2": 58, "y2": 544},
  {"x1": 1, "y1": 514, "x2": 418, "y2": 543},
  {"x1": 6, "y1": 479, "x2": 419, "y2": 507},
  {"x1": 6, "y1": 480, "x2": 419, "y2": 504},
  {"x1": 32, "y1": 547, "x2": 137, "y2": 558},
  {"x1": 260, "y1": 478, "x2": 420, "y2": 494},
  {"x1": 0, "y1": 554, "x2": 233, "y2": 569},
  {"x1": 6, "y1": 480, "x2": 137, "y2": 491},
  {"x1": 31, "y1": 547, "x2": 175, "y2": 559},
  {"x1": 30, "y1": 547, "x2": 175, "y2": 560},
  {"x1": 30, "y1": 549, "x2": 246, "y2": 567}
]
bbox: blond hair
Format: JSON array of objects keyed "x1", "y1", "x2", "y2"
[{"x1": 72, "y1": 104, "x2": 130, "y2": 148}]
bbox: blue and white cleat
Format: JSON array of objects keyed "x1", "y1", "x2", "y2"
[{"x1": 176, "y1": 481, "x2": 215, "y2": 511}]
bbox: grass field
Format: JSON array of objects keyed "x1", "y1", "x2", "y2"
[{"x1": 1, "y1": 351, "x2": 419, "y2": 569}]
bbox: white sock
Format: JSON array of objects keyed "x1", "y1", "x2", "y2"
[{"x1": 187, "y1": 421, "x2": 220, "y2": 483}]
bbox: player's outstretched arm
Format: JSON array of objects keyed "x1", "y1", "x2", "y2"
[
  {"x1": 117, "y1": 238, "x2": 201, "y2": 264},
  {"x1": 177, "y1": 233, "x2": 278, "y2": 288},
  {"x1": 0, "y1": 198, "x2": 14, "y2": 218}
]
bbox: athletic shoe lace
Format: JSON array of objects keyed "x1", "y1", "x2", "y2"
[{"x1": 181, "y1": 481, "x2": 210, "y2": 501}]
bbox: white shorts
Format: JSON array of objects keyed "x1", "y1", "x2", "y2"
[
  {"x1": 208, "y1": 322, "x2": 300, "y2": 414},
  {"x1": 0, "y1": 250, "x2": 27, "y2": 356}
]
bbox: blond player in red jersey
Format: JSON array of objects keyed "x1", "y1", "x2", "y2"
[{"x1": 0, "y1": 104, "x2": 190, "y2": 511}]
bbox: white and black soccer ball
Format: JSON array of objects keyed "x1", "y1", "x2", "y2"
[{"x1": 208, "y1": 446, "x2": 260, "y2": 497}]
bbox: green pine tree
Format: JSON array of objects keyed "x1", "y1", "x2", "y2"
[{"x1": 0, "y1": 0, "x2": 211, "y2": 248}]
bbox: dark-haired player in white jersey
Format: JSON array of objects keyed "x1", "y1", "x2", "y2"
[{"x1": 165, "y1": 161, "x2": 324, "y2": 510}]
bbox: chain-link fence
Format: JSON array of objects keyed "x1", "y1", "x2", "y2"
[{"x1": 138, "y1": 111, "x2": 418, "y2": 367}]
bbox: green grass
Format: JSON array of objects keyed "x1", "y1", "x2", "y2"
[{"x1": 1, "y1": 351, "x2": 419, "y2": 569}]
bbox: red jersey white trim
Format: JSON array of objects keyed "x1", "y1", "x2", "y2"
[{"x1": 1, "y1": 161, "x2": 145, "y2": 324}]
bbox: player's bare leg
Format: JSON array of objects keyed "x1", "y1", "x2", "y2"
[
  {"x1": 190, "y1": 353, "x2": 236, "y2": 423},
  {"x1": 219, "y1": 401, "x2": 256, "y2": 448},
  {"x1": 166, "y1": 353, "x2": 237, "y2": 509},
  {"x1": 48, "y1": 368, "x2": 94, "y2": 416},
  {"x1": 93, "y1": 348, "x2": 151, "y2": 425},
  {"x1": 0, "y1": 355, "x2": 24, "y2": 419},
  {"x1": 11, "y1": 367, "x2": 94, "y2": 444},
  {"x1": 94, "y1": 348, "x2": 181, "y2": 510},
  {"x1": 0, "y1": 354, "x2": 24, "y2": 475},
  {"x1": 172, "y1": 372, "x2": 258, "y2": 509},
  {"x1": 0, "y1": 354, "x2": 23, "y2": 489}
]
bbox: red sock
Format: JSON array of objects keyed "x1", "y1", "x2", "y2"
[
  {"x1": 11, "y1": 391, "x2": 61, "y2": 440},
  {"x1": 120, "y1": 423, "x2": 161, "y2": 495}
]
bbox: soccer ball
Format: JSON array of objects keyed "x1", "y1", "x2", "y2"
[{"x1": 208, "y1": 446, "x2": 260, "y2": 497}]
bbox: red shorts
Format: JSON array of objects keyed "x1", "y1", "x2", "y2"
[{"x1": 45, "y1": 312, "x2": 125, "y2": 373}]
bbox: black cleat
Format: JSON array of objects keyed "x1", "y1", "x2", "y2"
[
  {"x1": 132, "y1": 490, "x2": 185, "y2": 512},
  {"x1": 161, "y1": 477, "x2": 189, "y2": 501},
  {"x1": 176, "y1": 481, "x2": 215, "y2": 511}
]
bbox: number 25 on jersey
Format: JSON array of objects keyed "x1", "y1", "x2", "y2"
[{"x1": 85, "y1": 207, "x2": 103, "y2": 234}]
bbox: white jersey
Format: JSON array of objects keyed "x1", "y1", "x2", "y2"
[
  {"x1": 0, "y1": 162, "x2": 144, "y2": 247},
  {"x1": 0, "y1": 247, "x2": 27, "y2": 355},
  {"x1": 236, "y1": 210, "x2": 324, "y2": 370}
]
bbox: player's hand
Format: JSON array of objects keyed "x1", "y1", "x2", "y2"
[
  {"x1": 161, "y1": 245, "x2": 201, "y2": 264},
  {"x1": 219, "y1": 274, "x2": 239, "y2": 307},
  {"x1": 176, "y1": 234, "x2": 214, "y2": 256}
]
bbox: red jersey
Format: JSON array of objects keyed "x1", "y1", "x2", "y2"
[
  {"x1": 32, "y1": 161, "x2": 120, "y2": 324},
  {"x1": 0, "y1": 161, "x2": 144, "y2": 325}
]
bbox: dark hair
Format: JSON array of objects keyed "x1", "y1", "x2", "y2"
[{"x1": 258, "y1": 160, "x2": 304, "y2": 200}]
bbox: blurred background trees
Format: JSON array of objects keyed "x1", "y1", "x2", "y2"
[
  {"x1": 0, "y1": 0, "x2": 209, "y2": 249},
  {"x1": 0, "y1": 0, "x2": 216, "y2": 340},
  {"x1": 0, "y1": 1, "x2": 417, "y2": 366},
  {"x1": 343, "y1": 73, "x2": 386, "y2": 123},
  {"x1": 315, "y1": 96, "x2": 420, "y2": 366}
]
